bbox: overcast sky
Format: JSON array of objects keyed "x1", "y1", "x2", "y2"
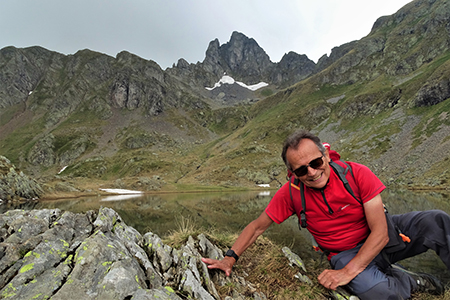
[{"x1": 1, "y1": 0, "x2": 412, "y2": 69}]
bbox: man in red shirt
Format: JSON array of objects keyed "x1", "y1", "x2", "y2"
[{"x1": 202, "y1": 130, "x2": 448, "y2": 299}]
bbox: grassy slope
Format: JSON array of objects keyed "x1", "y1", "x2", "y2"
[{"x1": 163, "y1": 221, "x2": 450, "y2": 300}]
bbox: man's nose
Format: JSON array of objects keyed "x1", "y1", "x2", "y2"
[{"x1": 307, "y1": 166, "x2": 317, "y2": 176}]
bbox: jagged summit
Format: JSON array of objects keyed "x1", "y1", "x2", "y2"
[{"x1": 167, "y1": 31, "x2": 317, "y2": 91}]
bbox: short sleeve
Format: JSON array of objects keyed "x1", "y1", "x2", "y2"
[
  {"x1": 350, "y1": 162, "x2": 386, "y2": 203},
  {"x1": 265, "y1": 181, "x2": 296, "y2": 224}
]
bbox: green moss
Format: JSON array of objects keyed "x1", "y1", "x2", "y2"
[
  {"x1": 20, "y1": 263, "x2": 35, "y2": 273},
  {"x1": 64, "y1": 254, "x2": 73, "y2": 265},
  {"x1": 1, "y1": 289, "x2": 16, "y2": 298},
  {"x1": 60, "y1": 239, "x2": 70, "y2": 247},
  {"x1": 2, "y1": 283, "x2": 17, "y2": 299}
]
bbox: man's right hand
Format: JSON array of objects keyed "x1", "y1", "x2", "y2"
[
  {"x1": 201, "y1": 256, "x2": 235, "y2": 276},
  {"x1": 200, "y1": 211, "x2": 273, "y2": 277}
]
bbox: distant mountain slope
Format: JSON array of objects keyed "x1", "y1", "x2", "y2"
[
  {"x1": 0, "y1": 47, "x2": 220, "y2": 176},
  {"x1": 0, "y1": 0, "x2": 449, "y2": 191},
  {"x1": 210, "y1": 0, "x2": 450, "y2": 188}
]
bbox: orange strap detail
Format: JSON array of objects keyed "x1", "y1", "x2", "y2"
[
  {"x1": 399, "y1": 233, "x2": 411, "y2": 243},
  {"x1": 290, "y1": 183, "x2": 300, "y2": 191}
]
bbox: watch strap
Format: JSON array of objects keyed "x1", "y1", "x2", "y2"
[{"x1": 225, "y1": 249, "x2": 239, "y2": 261}]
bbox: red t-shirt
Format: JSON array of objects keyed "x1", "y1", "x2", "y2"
[{"x1": 266, "y1": 161, "x2": 385, "y2": 253}]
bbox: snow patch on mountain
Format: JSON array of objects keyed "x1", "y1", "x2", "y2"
[{"x1": 206, "y1": 75, "x2": 268, "y2": 91}]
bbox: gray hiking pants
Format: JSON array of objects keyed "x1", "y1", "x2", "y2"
[{"x1": 330, "y1": 210, "x2": 450, "y2": 300}]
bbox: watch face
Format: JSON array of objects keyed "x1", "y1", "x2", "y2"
[{"x1": 225, "y1": 249, "x2": 238, "y2": 261}]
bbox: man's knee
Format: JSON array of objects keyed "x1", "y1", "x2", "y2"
[
  {"x1": 396, "y1": 210, "x2": 450, "y2": 233},
  {"x1": 420, "y1": 210, "x2": 450, "y2": 239},
  {"x1": 432, "y1": 210, "x2": 450, "y2": 229}
]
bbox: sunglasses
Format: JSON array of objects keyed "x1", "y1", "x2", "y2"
[{"x1": 291, "y1": 155, "x2": 324, "y2": 177}]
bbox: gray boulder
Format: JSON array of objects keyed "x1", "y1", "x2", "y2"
[
  {"x1": 0, "y1": 207, "x2": 263, "y2": 300},
  {"x1": 0, "y1": 156, "x2": 43, "y2": 202}
]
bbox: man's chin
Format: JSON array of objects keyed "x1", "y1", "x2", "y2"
[{"x1": 303, "y1": 173, "x2": 327, "y2": 189}]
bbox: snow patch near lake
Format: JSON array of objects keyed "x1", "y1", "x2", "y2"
[
  {"x1": 101, "y1": 194, "x2": 143, "y2": 201},
  {"x1": 99, "y1": 188, "x2": 143, "y2": 194}
]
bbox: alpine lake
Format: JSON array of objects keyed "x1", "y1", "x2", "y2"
[{"x1": 3, "y1": 187, "x2": 450, "y2": 284}]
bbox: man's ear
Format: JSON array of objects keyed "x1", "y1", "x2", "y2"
[{"x1": 325, "y1": 148, "x2": 331, "y2": 162}]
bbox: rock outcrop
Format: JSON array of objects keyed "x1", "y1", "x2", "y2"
[
  {"x1": 0, "y1": 207, "x2": 248, "y2": 300},
  {"x1": 0, "y1": 207, "x2": 358, "y2": 300},
  {"x1": 0, "y1": 156, "x2": 42, "y2": 202}
]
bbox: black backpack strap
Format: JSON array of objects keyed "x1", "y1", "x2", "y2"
[
  {"x1": 299, "y1": 182, "x2": 307, "y2": 228},
  {"x1": 289, "y1": 177, "x2": 307, "y2": 229},
  {"x1": 329, "y1": 160, "x2": 361, "y2": 204}
]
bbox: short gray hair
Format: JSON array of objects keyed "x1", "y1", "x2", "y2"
[{"x1": 281, "y1": 130, "x2": 326, "y2": 170}]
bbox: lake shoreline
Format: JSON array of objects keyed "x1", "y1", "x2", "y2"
[
  {"x1": 37, "y1": 184, "x2": 449, "y2": 202},
  {"x1": 37, "y1": 179, "x2": 279, "y2": 201}
]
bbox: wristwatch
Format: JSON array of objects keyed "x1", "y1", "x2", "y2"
[{"x1": 225, "y1": 249, "x2": 239, "y2": 261}]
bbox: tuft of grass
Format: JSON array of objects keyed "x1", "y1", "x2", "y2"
[
  {"x1": 216, "y1": 282, "x2": 237, "y2": 297},
  {"x1": 163, "y1": 215, "x2": 202, "y2": 247},
  {"x1": 241, "y1": 238, "x2": 328, "y2": 300},
  {"x1": 163, "y1": 215, "x2": 238, "y2": 249}
]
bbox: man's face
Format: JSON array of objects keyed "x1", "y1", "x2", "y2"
[{"x1": 286, "y1": 139, "x2": 331, "y2": 189}]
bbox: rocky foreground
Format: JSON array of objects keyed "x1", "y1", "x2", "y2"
[{"x1": 1, "y1": 207, "x2": 355, "y2": 300}]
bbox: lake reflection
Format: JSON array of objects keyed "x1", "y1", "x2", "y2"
[{"x1": 2, "y1": 188, "x2": 450, "y2": 282}]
